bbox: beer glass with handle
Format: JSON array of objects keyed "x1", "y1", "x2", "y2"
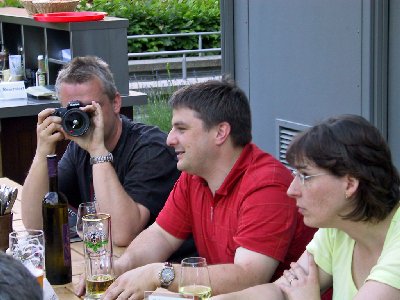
[
  {"x1": 9, "y1": 229, "x2": 45, "y2": 288},
  {"x1": 179, "y1": 257, "x2": 212, "y2": 299},
  {"x1": 83, "y1": 213, "x2": 114, "y2": 299}
]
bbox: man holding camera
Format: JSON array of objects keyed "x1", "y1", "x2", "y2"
[{"x1": 21, "y1": 56, "x2": 182, "y2": 247}]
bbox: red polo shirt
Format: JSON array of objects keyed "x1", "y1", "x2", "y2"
[{"x1": 156, "y1": 143, "x2": 316, "y2": 279}]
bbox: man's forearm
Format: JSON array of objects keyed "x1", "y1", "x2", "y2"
[
  {"x1": 198, "y1": 263, "x2": 268, "y2": 296},
  {"x1": 21, "y1": 155, "x2": 49, "y2": 229},
  {"x1": 114, "y1": 224, "x2": 178, "y2": 276},
  {"x1": 91, "y1": 162, "x2": 150, "y2": 246},
  {"x1": 148, "y1": 262, "x2": 276, "y2": 295}
]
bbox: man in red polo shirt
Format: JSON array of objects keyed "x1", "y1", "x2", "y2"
[{"x1": 92, "y1": 79, "x2": 316, "y2": 299}]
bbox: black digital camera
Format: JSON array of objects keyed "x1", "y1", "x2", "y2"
[{"x1": 52, "y1": 100, "x2": 90, "y2": 137}]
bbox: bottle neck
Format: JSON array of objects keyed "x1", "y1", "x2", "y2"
[
  {"x1": 49, "y1": 174, "x2": 58, "y2": 192},
  {"x1": 47, "y1": 155, "x2": 58, "y2": 192},
  {"x1": 2, "y1": 53, "x2": 8, "y2": 70},
  {"x1": 38, "y1": 59, "x2": 44, "y2": 71}
]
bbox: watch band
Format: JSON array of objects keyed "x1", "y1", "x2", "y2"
[
  {"x1": 90, "y1": 152, "x2": 113, "y2": 165},
  {"x1": 159, "y1": 262, "x2": 175, "y2": 289}
]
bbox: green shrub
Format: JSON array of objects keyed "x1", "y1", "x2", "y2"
[
  {"x1": 77, "y1": 0, "x2": 220, "y2": 57},
  {"x1": 0, "y1": 0, "x2": 22, "y2": 7}
]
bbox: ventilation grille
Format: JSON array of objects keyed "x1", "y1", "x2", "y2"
[{"x1": 276, "y1": 119, "x2": 310, "y2": 168}]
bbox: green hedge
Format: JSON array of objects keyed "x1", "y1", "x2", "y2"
[
  {"x1": 4, "y1": 0, "x2": 220, "y2": 56},
  {"x1": 78, "y1": 0, "x2": 220, "y2": 57},
  {"x1": 0, "y1": 0, "x2": 23, "y2": 8}
]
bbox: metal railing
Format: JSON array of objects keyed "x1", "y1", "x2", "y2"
[{"x1": 127, "y1": 31, "x2": 221, "y2": 79}]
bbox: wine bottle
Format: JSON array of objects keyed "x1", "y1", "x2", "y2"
[{"x1": 42, "y1": 154, "x2": 72, "y2": 285}]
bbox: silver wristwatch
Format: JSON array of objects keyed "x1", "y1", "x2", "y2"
[
  {"x1": 158, "y1": 262, "x2": 175, "y2": 288},
  {"x1": 90, "y1": 152, "x2": 113, "y2": 165}
]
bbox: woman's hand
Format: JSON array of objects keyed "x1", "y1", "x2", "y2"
[{"x1": 277, "y1": 252, "x2": 321, "y2": 300}]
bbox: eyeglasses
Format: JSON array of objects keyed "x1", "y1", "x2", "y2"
[{"x1": 291, "y1": 169, "x2": 327, "y2": 186}]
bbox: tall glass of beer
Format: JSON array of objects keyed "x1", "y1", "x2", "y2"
[
  {"x1": 83, "y1": 213, "x2": 114, "y2": 299},
  {"x1": 9, "y1": 229, "x2": 45, "y2": 288}
]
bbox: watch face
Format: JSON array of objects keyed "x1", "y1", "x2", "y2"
[{"x1": 162, "y1": 268, "x2": 174, "y2": 282}]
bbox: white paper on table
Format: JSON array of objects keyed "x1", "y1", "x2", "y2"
[
  {"x1": 43, "y1": 278, "x2": 59, "y2": 300},
  {"x1": 145, "y1": 291, "x2": 193, "y2": 299}
]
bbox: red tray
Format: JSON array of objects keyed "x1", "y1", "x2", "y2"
[{"x1": 33, "y1": 11, "x2": 107, "y2": 23}]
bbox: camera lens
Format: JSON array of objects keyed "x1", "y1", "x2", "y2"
[{"x1": 62, "y1": 109, "x2": 90, "y2": 137}]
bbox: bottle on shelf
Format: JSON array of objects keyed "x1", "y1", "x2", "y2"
[
  {"x1": 1, "y1": 45, "x2": 10, "y2": 82},
  {"x1": 9, "y1": 53, "x2": 23, "y2": 82},
  {"x1": 0, "y1": 43, "x2": 5, "y2": 81},
  {"x1": 17, "y1": 45, "x2": 26, "y2": 81},
  {"x1": 35, "y1": 54, "x2": 47, "y2": 86},
  {"x1": 42, "y1": 154, "x2": 72, "y2": 285}
]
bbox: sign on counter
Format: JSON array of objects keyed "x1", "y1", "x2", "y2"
[{"x1": 0, "y1": 81, "x2": 27, "y2": 99}]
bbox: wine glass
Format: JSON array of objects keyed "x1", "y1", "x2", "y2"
[
  {"x1": 179, "y1": 257, "x2": 212, "y2": 299},
  {"x1": 76, "y1": 201, "x2": 97, "y2": 240}
]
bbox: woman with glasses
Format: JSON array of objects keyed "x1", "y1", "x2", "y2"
[{"x1": 212, "y1": 114, "x2": 400, "y2": 300}]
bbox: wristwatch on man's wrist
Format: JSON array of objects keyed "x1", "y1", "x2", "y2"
[
  {"x1": 158, "y1": 262, "x2": 175, "y2": 288},
  {"x1": 90, "y1": 152, "x2": 113, "y2": 165}
]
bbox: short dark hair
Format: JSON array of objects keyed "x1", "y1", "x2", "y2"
[
  {"x1": 168, "y1": 79, "x2": 252, "y2": 147},
  {"x1": 286, "y1": 114, "x2": 400, "y2": 223},
  {"x1": 55, "y1": 56, "x2": 117, "y2": 102},
  {"x1": 0, "y1": 253, "x2": 43, "y2": 300}
]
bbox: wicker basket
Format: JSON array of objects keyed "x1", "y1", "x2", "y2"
[
  {"x1": 20, "y1": 0, "x2": 38, "y2": 16},
  {"x1": 32, "y1": 0, "x2": 79, "y2": 14}
]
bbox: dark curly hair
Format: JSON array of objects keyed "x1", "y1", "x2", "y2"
[{"x1": 286, "y1": 114, "x2": 400, "y2": 223}]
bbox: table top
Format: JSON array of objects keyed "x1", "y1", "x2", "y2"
[
  {"x1": 0, "y1": 90, "x2": 147, "y2": 119},
  {"x1": 3, "y1": 177, "x2": 126, "y2": 299}
]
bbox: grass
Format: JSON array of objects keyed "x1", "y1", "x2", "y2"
[
  {"x1": 131, "y1": 63, "x2": 221, "y2": 132},
  {"x1": 133, "y1": 84, "x2": 178, "y2": 133}
]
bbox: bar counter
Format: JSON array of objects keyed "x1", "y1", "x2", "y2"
[{"x1": 0, "y1": 90, "x2": 146, "y2": 119}]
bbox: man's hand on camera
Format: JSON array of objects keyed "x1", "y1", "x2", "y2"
[
  {"x1": 66, "y1": 101, "x2": 107, "y2": 156},
  {"x1": 36, "y1": 108, "x2": 65, "y2": 157}
]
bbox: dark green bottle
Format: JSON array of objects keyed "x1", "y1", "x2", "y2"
[{"x1": 42, "y1": 154, "x2": 72, "y2": 284}]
